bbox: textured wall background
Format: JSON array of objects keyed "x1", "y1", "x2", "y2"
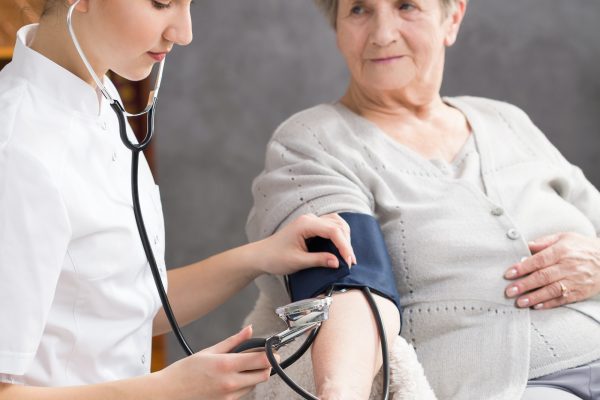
[{"x1": 155, "y1": 0, "x2": 600, "y2": 363}]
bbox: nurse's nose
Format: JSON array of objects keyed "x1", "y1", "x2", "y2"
[{"x1": 164, "y1": 6, "x2": 193, "y2": 46}]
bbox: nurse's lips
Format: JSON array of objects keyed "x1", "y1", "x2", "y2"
[{"x1": 147, "y1": 51, "x2": 168, "y2": 61}]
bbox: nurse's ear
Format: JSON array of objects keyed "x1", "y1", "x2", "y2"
[{"x1": 66, "y1": 0, "x2": 89, "y2": 12}]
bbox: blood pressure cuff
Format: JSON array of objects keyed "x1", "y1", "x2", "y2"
[{"x1": 286, "y1": 212, "x2": 401, "y2": 313}]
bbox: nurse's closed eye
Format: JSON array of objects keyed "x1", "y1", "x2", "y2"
[{"x1": 151, "y1": 0, "x2": 171, "y2": 10}]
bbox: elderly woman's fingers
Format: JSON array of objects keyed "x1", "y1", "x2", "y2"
[
  {"x1": 532, "y1": 293, "x2": 572, "y2": 310},
  {"x1": 513, "y1": 280, "x2": 569, "y2": 308},
  {"x1": 520, "y1": 278, "x2": 591, "y2": 310},
  {"x1": 504, "y1": 243, "x2": 561, "y2": 280},
  {"x1": 504, "y1": 233, "x2": 600, "y2": 307},
  {"x1": 505, "y1": 264, "x2": 564, "y2": 298},
  {"x1": 528, "y1": 233, "x2": 563, "y2": 254}
]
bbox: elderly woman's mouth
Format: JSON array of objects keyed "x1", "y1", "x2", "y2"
[{"x1": 369, "y1": 55, "x2": 404, "y2": 64}]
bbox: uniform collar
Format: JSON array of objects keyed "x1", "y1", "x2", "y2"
[{"x1": 12, "y1": 24, "x2": 109, "y2": 117}]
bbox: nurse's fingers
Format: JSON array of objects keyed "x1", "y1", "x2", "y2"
[
  {"x1": 207, "y1": 325, "x2": 253, "y2": 354},
  {"x1": 228, "y1": 385, "x2": 257, "y2": 400},
  {"x1": 210, "y1": 367, "x2": 271, "y2": 397},
  {"x1": 302, "y1": 216, "x2": 356, "y2": 267},
  {"x1": 320, "y1": 213, "x2": 352, "y2": 243},
  {"x1": 229, "y1": 352, "x2": 272, "y2": 372},
  {"x1": 231, "y1": 368, "x2": 272, "y2": 392},
  {"x1": 301, "y1": 251, "x2": 344, "y2": 269}
]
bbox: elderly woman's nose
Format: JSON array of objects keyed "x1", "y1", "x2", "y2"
[{"x1": 370, "y1": 13, "x2": 399, "y2": 47}]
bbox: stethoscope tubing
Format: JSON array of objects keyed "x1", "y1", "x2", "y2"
[
  {"x1": 117, "y1": 102, "x2": 195, "y2": 357},
  {"x1": 234, "y1": 287, "x2": 390, "y2": 400},
  {"x1": 67, "y1": 0, "x2": 164, "y2": 116},
  {"x1": 68, "y1": 2, "x2": 390, "y2": 398},
  {"x1": 66, "y1": 0, "x2": 194, "y2": 356}
]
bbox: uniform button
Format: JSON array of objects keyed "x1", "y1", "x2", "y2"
[
  {"x1": 491, "y1": 207, "x2": 504, "y2": 216},
  {"x1": 506, "y1": 229, "x2": 521, "y2": 240},
  {"x1": 154, "y1": 234, "x2": 159, "y2": 245},
  {"x1": 141, "y1": 354, "x2": 146, "y2": 364},
  {"x1": 112, "y1": 151, "x2": 117, "y2": 161},
  {"x1": 101, "y1": 121, "x2": 108, "y2": 131}
]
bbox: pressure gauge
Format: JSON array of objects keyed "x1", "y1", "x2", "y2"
[{"x1": 276, "y1": 297, "x2": 332, "y2": 329}]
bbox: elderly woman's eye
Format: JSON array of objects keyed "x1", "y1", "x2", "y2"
[
  {"x1": 398, "y1": 2, "x2": 416, "y2": 11},
  {"x1": 350, "y1": 5, "x2": 366, "y2": 15}
]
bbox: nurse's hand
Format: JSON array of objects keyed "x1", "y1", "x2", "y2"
[
  {"x1": 503, "y1": 232, "x2": 600, "y2": 309},
  {"x1": 156, "y1": 325, "x2": 274, "y2": 400},
  {"x1": 255, "y1": 213, "x2": 356, "y2": 275}
]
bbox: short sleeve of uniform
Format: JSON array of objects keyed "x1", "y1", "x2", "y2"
[
  {"x1": 246, "y1": 107, "x2": 374, "y2": 241},
  {"x1": 0, "y1": 130, "x2": 71, "y2": 378}
]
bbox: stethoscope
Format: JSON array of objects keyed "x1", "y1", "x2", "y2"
[{"x1": 67, "y1": 2, "x2": 390, "y2": 399}]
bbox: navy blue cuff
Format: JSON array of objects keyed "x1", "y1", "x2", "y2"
[{"x1": 286, "y1": 212, "x2": 401, "y2": 313}]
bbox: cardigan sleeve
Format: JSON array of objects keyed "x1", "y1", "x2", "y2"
[{"x1": 246, "y1": 115, "x2": 374, "y2": 241}]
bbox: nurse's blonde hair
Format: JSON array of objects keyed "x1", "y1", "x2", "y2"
[
  {"x1": 13, "y1": 0, "x2": 44, "y2": 23},
  {"x1": 313, "y1": 0, "x2": 468, "y2": 28},
  {"x1": 40, "y1": 0, "x2": 63, "y2": 16}
]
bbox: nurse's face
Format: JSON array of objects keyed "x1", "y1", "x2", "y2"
[{"x1": 75, "y1": 0, "x2": 193, "y2": 81}]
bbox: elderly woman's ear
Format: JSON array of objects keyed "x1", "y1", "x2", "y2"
[{"x1": 443, "y1": 0, "x2": 467, "y2": 47}]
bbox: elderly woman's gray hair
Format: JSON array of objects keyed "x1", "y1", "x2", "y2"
[{"x1": 313, "y1": 0, "x2": 467, "y2": 28}]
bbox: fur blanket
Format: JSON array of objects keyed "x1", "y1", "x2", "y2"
[{"x1": 242, "y1": 295, "x2": 437, "y2": 400}]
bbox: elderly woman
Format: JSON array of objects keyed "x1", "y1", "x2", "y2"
[{"x1": 244, "y1": 0, "x2": 600, "y2": 399}]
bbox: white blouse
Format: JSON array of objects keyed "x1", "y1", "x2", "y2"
[{"x1": 0, "y1": 25, "x2": 167, "y2": 386}]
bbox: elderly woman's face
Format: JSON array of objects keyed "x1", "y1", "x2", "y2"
[{"x1": 336, "y1": 0, "x2": 463, "y2": 95}]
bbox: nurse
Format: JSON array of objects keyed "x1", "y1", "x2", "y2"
[{"x1": 0, "y1": 0, "x2": 355, "y2": 399}]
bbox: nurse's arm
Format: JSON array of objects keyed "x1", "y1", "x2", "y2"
[
  {"x1": 153, "y1": 213, "x2": 354, "y2": 335},
  {"x1": 152, "y1": 239, "x2": 266, "y2": 335},
  {"x1": 0, "y1": 325, "x2": 273, "y2": 400},
  {"x1": 0, "y1": 360, "x2": 264, "y2": 400},
  {"x1": 0, "y1": 375, "x2": 166, "y2": 400},
  {"x1": 311, "y1": 290, "x2": 401, "y2": 400}
]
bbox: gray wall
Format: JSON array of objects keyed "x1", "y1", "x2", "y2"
[{"x1": 155, "y1": 0, "x2": 600, "y2": 363}]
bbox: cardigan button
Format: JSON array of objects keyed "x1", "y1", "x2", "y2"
[
  {"x1": 506, "y1": 229, "x2": 521, "y2": 240},
  {"x1": 491, "y1": 207, "x2": 504, "y2": 216}
]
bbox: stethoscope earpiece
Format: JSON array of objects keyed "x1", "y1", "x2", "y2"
[{"x1": 66, "y1": 0, "x2": 164, "y2": 117}]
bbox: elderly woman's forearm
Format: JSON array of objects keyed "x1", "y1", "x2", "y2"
[{"x1": 310, "y1": 290, "x2": 401, "y2": 400}]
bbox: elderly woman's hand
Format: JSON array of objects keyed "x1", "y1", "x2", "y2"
[
  {"x1": 254, "y1": 213, "x2": 357, "y2": 276},
  {"x1": 504, "y1": 232, "x2": 600, "y2": 309}
]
